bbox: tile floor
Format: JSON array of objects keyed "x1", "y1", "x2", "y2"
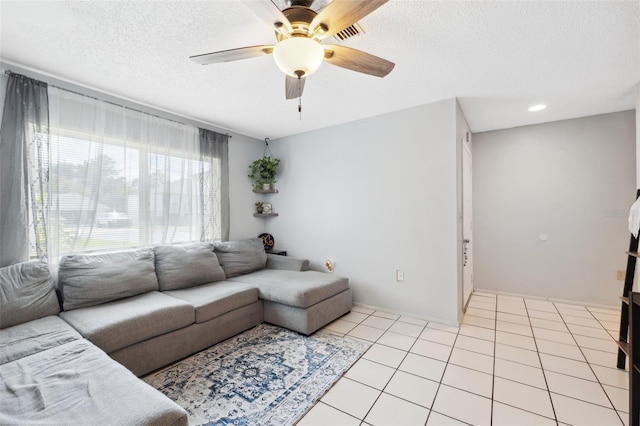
[{"x1": 297, "y1": 291, "x2": 630, "y2": 426}]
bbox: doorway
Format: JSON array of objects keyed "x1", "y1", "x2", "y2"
[{"x1": 462, "y1": 132, "x2": 474, "y2": 311}]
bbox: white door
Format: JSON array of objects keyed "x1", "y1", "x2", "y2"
[{"x1": 462, "y1": 133, "x2": 474, "y2": 311}]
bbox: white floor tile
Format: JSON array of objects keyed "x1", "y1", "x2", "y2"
[
  {"x1": 345, "y1": 358, "x2": 396, "y2": 390},
  {"x1": 297, "y1": 402, "x2": 361, "y2": 426},
  {"x1": 528, "y1": 310, "x2": 564, "y2": 322},
  {"x1": 497, "y1": 294, "x2": 524, "y2": 302},
  {"x1": 426, "y1": 411, "x2": 468, "y2": 425},
  {"x1": 496, "y1": 305, "x2": 529, "y2": 316},
  {"x1": 559, "y1": 308, "x2": 596, "y2": 319},
  {"x1": 388, "y1": 321, "x2": 424, "y2": 338},
  {"x1": 410, "y1": 338, "x2": 453, "y2": 362},
  {"x1": 324, "y1": 319, "x2": 358, "y2": 335},
  {"x1": 398, "y1": 316, "x2": 428, "y2": 327},
  {"x1": 347, "y1": 324, "x2": 386, "y2": 342},
  {"x1": 426, "y1": 322, "x2": 459, "y2": 334},
  {"x1": 574, "y1": 334, "x2": 618, "y2": 353},
  {"x1": 590, "y1": 364, "x2": 629, "y2": 389},
  {"x1": 361, "y1": 316, "x2": 395, "y2": 330},
  {"x1": 493, "y1": 377, "x2": 555, "y2": 418},
  {"x1": 352, "y1": 306, "x2": 375, "y2": 314},
  {"x1": 448, "y1": 347, "x2": 494, "y2": 374},
  {"x1": 465, "y1": 307, "x2": 496, "y2": 320},
  {"x1": 459, "y1": 324, "x2": 495, "y2": 342},
  {"x1": 492, "y1": 401, "x2": 556, "y2": 426},
  {"x1": 591, "y1": 311, "x2": 621, "y2": 323},
  {"x1": 363, "y1": 343, "x2": 407, "y2": 368},
  {"x1": 582, "y1": 347, "x2": 620, "y2": 368},
  {"x1": 495, "y1": 330, "x2": 536, "y2": 351},
  {"x1": 494, "y1": 357, "x2": 547, "y2": 389},
  {"x1": 399, "y1": 353, "x2": 447, "y2": 382},
  {"x1": 462, "y1": 315, "x2": 495, "y2": 330},
  {"x1": 454, "y1": 334, "x2": 495, "y2": 356},
  {"x1": 373, "y1": 311, "x2": 401, "y2": 320},
  {"x1": 321, "y1": 377, "x2": 381, "y2": 419},
  {"x1": 524, "y1": 299, "x2": 558, "y2": 313},
  {"x1": 545, "y1": 371, "x2": 612, "y2": 407},
  {"x1": 539, "y1": 353, "x2": 597, "y2": 381},
  {"x1": 496, "y1": 320, "x2": 533, "y2": 337},
  {"x1": 562, "y1": 315, "x2": 604, "y2": 328},
  {"x1": 587, "y1": 306, "x2": 619, "y2": 315},
  {"x1": 364, "y1": 392, "x2": 430, "y2": 426},
  {"x1": 494, "y1": 342, "x2": 541, "y2": 367},
  {"x1": 533, "y1": 327, "x2": 575, "y2": 345},
  {"x1": 567, "y1": 323, "x2": 612, "y2": 340},
  {"x1": 377, "y1": 330, "x2": 416, "y2": 351},
  {"x1": 467, "y1": 300, "x2": 496, "y2": 312},
  {"x1": 496, "y1": 311, "x2": 530, "y2": 325},
  {"x1": 419, "y1": 328, "x2": 457, "y2": 346},
  {"x1": 536, "y1": 339, "x2": 585, "y2": 361},
  {"x1": 619, "y1": 411, "x2": 630, "y2": 426},
  {"x1": 555, "y1": 303, "x2": 589, "y2": 311},
  {"x1": 441, "y1": 364, "x2": 493, "y2": 398},
  {"x1": 603, "y1": 384, "x2": 629, "y2": 413},
  {"x1": 529, "y1": 317, "x2": 569, "y2": 331},
  {"x1": 601, "y1": 320, "x2": 620, "y2": 332},
  {"x1": 432, "y1": 385, "x2": 492, "y2": 426},
  {"x1": 550, "y1": 393, "x2": 624, "y2": 426},
  {"x1": 341, "y1": 311, "x2": 370, "y2": 324},
  {"x1": 384, "y1": 370, "x2": 439, "y2": 408}
]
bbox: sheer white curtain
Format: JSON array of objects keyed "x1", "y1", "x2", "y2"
[{"x1": 47, "y1": 87, "x2": 224, "y2": 260}]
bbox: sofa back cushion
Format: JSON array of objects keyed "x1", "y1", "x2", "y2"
[
  {"x1": 58, "y1": 249, "x2": 158, "y2": 311},
  {"x1": 154, "y1": 243, "x2": 226, "y2": 291},
  {"x1": 0, "y1": 262, "x2": 59, "y2": 329},
  {"x1": 213, "y1": 238, "x2": 267, "y2": 278}
]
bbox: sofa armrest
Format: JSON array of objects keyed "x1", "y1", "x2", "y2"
[{"x1": 266, "y1": 254, "x2": 310, "y2": 271}]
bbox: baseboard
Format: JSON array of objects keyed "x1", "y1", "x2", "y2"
[
  {"x1": 352, "y1": 302, "x2": 459, "y2": 327},
  {"x1": 473, "y1": 288, "x2": 619, "y2": 311}
]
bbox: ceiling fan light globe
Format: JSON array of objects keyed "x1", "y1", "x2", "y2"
[{"x1": 273, "y1": 37, "x2": 324, "y2": 78}]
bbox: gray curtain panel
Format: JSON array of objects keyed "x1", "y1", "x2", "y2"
[
  {"x1": 199, "y1": 129, "x2": 229, "y2": 242},
  {"x1": 0, "y1": 74, "x2": 50, "y2": 267}
]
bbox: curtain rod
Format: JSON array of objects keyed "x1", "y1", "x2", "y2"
[{"x1": 3, "y1": 69, "x2": 232, "y2": 138}]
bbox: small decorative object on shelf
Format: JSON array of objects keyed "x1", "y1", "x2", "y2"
[
  {"x1": 255, "y1": 201, "x2": 264, "y2": 214},
  {"x1": 248, "y1": 138, "x2": 280, "y2": 191},
  {"x1": 262, "y1": 203, "x2": 272, "y2": 214}
]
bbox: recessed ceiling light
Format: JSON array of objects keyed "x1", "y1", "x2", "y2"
[{"x1": 528, "y1": 104, "x2": 547, "y2": 112}]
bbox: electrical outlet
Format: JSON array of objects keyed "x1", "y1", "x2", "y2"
[
  {"x1": 396, "y1": 270, "x2": 404, "y2": 282},
  {"x1": 617, "y1": 270, "x2": 625, "y2": 281}
]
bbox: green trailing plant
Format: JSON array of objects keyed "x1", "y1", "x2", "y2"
[{"x1": 248, "y1": 156, "x2": 280, "y2": 190}]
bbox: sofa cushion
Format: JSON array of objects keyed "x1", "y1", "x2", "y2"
[
  {"x1": 59, "y1": 291, "x2": 194, "y2": 353},
  {"x1": 0, "y1": 261, "x2": 59, "y2": 329},
  {"x1": 164, "y1": 281, "x2": 259, "y2": 323},
  {"x1": 0, "y1": 316, "x2": 81, "y2": 365},
  {"x1": 58, "y1": 248, "x2": 159, "y2": 310},
  {"x1": 0, "y1": 339, "x2": 188, "y2": 426},
  {"x1": 229, "y1": 270, "x2": 349, "y2": 308},
  {"x1": 213, "y1": 238, "x2": 267, "y2": 278},
  {"x1": 154, "y1": 243, "x2": 225, "y2": 291}
]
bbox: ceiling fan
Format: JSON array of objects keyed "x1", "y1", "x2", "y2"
[{"x1": 190, "y1": 0, "x2": 395, "y2": 101}]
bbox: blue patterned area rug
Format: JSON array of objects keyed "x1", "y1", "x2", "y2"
[{"x1": 143, "y1": 324, "x2": 369, "y2": 426}]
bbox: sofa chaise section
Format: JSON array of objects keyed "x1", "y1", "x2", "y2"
[
  {"x1": 0, "y1": 339, "x2": 187, "y2": 426},
  {"x1": 0, "y1": 260, "x2": 188, "y2": 425}
]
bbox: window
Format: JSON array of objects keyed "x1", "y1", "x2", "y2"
[{"x1": 37, "y1": 87, "x2": 228, "y2": 260}]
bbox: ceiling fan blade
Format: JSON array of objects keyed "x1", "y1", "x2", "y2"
[
  {"x1": 190, "y1": 45, "x2": 274, "y2": 65},
  {"x1": 323, "y1": 45, "x2": 394, "y2": 77},
  {"x1": 285, "y1": 75, "x2": 306, "y2": 99},
  {"x1": 310, "y1": 0, "x2": 388, "y2": 39},
  {"x1": 241, "y1": 0, "x2": 293, "y2": 36}
]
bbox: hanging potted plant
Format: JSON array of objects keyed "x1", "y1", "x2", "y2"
[{"x1": 248, "y1": 155, "x2": 280, "y2": 191}]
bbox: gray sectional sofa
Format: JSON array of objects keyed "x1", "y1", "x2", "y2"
[{"x1": 0, "y1": 238, "x2": 352, "y2": 425}]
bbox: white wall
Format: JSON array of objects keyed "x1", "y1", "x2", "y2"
[
  {"x1": 473, "y1": 111, "x2": 636, "y2": 306},
  {"x1": 229, "y1": 135, "x2": 267, "y2": 240},
  {"x1": 266, "y1": 99, "x2": 461, "y2": 324}
]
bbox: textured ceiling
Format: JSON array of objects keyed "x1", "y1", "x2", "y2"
[{"x1": 0, "y1": 0, "x2": 638, "y2": 139}]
